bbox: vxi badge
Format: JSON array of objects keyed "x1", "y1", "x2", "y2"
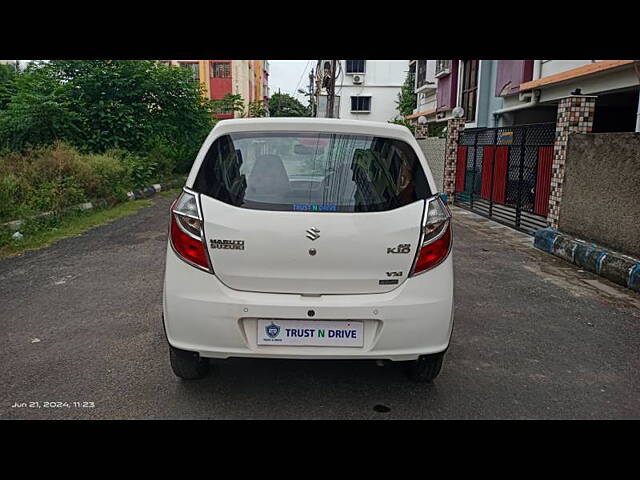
[{"x1": 210, "y1": 239, "x2": 245, "y2": 250}]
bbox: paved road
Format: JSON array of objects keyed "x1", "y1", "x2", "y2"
[{"x1": 1, "y1": 194, "x2": 639, "y2": 419}]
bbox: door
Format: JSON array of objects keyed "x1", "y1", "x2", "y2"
[
  {"x1": 192, "y1": 131, "x2": 432, "y2": 294},
  {"x1": 201, "y1": 196, "x2": 423, "y2": 294}
]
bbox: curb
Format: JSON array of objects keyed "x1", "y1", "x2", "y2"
[
  {"x1": 126, "y1": 177, "x2": 185, "y2": 201},
  {"x1": 534, "y1": 227, "x2": 640, "y2": 293},
  {"x1": 2, "y1": 177, "x2": 185, "y2": 232}
]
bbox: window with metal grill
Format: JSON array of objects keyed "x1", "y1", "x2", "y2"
[
  {"x1": 212, "y1": 62, "x2": 231, "y2": 78},
  {"x1": 351, "y1": 96, "x2": 371, "y2": 112},
  {"x1": 179, "y1": 62, "x2": 199, "y2": 82},
  {"x1": 461, "y1": 60, "x2": 479, "y2": 122},
  {"x1": 346, "y1": 60, "x2": 366, "y2": 74},
  {"x1": 416, "y1": 60, "x2": 428, "y2": 88}
]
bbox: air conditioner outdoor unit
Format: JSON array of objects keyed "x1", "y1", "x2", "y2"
[{"x1": 352, "y1": 74, "x2": 364, "y2": 84}]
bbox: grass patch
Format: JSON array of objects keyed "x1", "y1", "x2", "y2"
[
  {"x1": 0, "y1": 199, "x2": 153, "y2": 259},
  {"x1": 159, "y1": 187, "x2": 182, "y2": 198}
]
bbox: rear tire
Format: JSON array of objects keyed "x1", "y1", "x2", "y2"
[
  {"x1": 405, "y1": 351, "x2": 445, "y2": 383},
  {"x1": 169, "y1": 345, "x2": 210, "y2": 380}
]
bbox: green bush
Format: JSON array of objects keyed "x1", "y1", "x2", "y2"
[
  {"x1": 16, "y1": 143, "x2": 89, "y2": 213},
  {"x1": 30, "y1": 178, "x2": 85, "y2": 213},
  {"x1": 122, "y1": 154, "x2": 159, "y2": 189},
  {"x1": 78, "y1": 153, "x2": 130, "y2": 202},
  {"x1": 0, "y1": 60, "x2": 216, "y2": 224},
  {"x1": 0, "y1": 174, "x2": 32, "y2": 220},
  {"x1": 143, "y1": 137, "x2": 198, "y2": 174},
  {"x1": 0, "y1": 142, "x2": 171, "y2": 223},
  {"x1": 140, "y1": 139, "x2": 177, "y2": 178}
]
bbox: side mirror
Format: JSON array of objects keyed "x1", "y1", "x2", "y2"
[{"x1": 439, "y1": 193, "x2": 448, "y2": 204}]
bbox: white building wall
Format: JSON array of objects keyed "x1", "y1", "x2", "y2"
[
  {"x1": 332, "y1": 60, "x2": 408, "y2": 122},
  {"x1": 540, "y1": 60, "x2": 604, "y2": 78},
  {"x1": 499, "y1": 60, "x2": 638, "y2": 108},
  {"x1": 414, "y1": 60, "x2": 437, "y2": 114},
  {"x1": 0, "y1": 60, "x2": 19, "y2": 68},
  {"x1": 232, "y1": 60, "x2": 251, "y2": 113},
  {"x1": 416, "y1": 91, "x2": 437, "y2": 112}
]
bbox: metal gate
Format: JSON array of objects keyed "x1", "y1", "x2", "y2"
[{"x1": 454, "y1": 123, "x2": 556, "y2": 234}]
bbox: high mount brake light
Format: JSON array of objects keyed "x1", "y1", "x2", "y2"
[
  {"x1": 411, "y1": 195, "x2": 452, "y2": 276},
  {"x1": 169, "y1": 190, "x2": 211, "y2": 272}
]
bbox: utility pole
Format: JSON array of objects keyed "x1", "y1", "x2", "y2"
[
  {"x1": 308, "y1": 68, "x2": 315, "y2": 116},
  {"x1": 278, "y1": 88, "x2": 282, "y2": 116},
  {"x1": 315, "y1": 60, "x2": 322, "y2": 117},
  {"x1": 326, "y1": 60, "x2": 337, "y2": 118}
]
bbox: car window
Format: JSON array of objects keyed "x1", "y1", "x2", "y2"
[{"x1": 192, "y1": 131, "x2": 431, "y2": 212}]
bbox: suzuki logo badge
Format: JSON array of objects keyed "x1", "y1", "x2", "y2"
[{"x1": 306, "y1": 227, "x2": 320, "y2": 241}]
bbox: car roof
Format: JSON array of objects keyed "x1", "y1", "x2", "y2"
[{"x1": 211, "y1": 117, "x2": 414, "y2": 142}]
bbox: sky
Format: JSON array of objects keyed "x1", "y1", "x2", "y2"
[{"x1": 268, "y1": 60, "x2": 315, "y2": 105}]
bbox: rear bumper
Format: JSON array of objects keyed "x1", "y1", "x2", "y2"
[{"x1": 163, "y1": 245, "x2": 454, "y2": 361}]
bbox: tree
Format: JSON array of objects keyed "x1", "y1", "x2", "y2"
[
  {"x1": 268, "y1": 92, "x2": 310, "y2": 117},
  {"x1": 246, "y1": 99, "x2": 267, "y2": 118},
  {"x1": 0, "y1": 63, "x2": 18, "y2": 111},
  {"x1": 0, "y1": 60, "x2": 215, "y2": 164},
  {"x1": 212, "y1": 93, "x2": 245, "y2": 116},
  {"x1": 0, "y1": 65, "x2": 81, "y2": 150},
  {"x1": 396, "y1": 70, "x2": 417, "y2": 117}
]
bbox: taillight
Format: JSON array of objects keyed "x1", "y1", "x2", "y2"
[
  {"x1": 169, "y1": 189, "x2": 212, "y2": 272},
  {"x1": 411, "y1": 194, "x2": 452, "y2": 276}
]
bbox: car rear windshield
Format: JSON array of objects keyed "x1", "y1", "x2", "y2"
[{"x1": 192, "y1": 131, "x2": 431, "y2": 212}]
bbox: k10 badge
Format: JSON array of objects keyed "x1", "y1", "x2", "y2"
[{"x1": 387, "y1": 243, "x2": 411, "y2": 254}]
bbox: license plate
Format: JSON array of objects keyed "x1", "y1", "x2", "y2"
[{"x1": 257, "y1": 319, "x2": 364, "y2": 347}]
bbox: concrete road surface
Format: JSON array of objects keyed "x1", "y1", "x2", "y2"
[{"x1": 1, "y1": 194, "x2": 638, "y2": 419}]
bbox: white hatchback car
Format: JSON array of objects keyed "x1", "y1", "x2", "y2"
[{"x1": 163, "y1": 118, "x2": 454, "y2": 382}]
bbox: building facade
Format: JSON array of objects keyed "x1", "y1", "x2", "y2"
[
  {"x1": 161, "y1": 60, "x2": 269, "y2": 119},
  {"x1": 315, "y1": 60, "x2": 408, "y2": 122},
  {"x1": 262, "y1": 60, "x2": 270, "y2": 107},
  {"x1": 408, "y1": 60, "x2": 640, "y2": 133},
  {"x1": 408, "y1": 59, "x2": 640, "y2": 236},
  {"x1": 0, "y1": 60, "x2": 19, "y2": 69}
]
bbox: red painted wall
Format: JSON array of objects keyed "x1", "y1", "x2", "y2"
[
  {"x1": 436, "y1": 60, "x2": 459, "y2": 112},
  {"x1": 495, "y1": 60, "x2": 534, "y2": 96},
  {"x1": 534, "y1": 146, "x2": 554, "y2": 216},
  {"x1": 492, "y1": 147, "x2": 509, "y2": 204},
  {"x1": 211, "y1": 78, "x2": 232, "y2": 99},
  {"x1": 480, "y1": 146, "x2": 496, "y2": 199}
]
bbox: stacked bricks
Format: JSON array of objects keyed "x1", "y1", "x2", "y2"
[
  {"x1": 414, "y1": 124, "x2": 428, "y2": 139},
  {"x1": 443, "y1": 118, "x2": 466, "y2": 198},
  {"x1": 444, "y1": 118, "x2": 464, "y2": 201},
  {"x1": 547, "y1": 95, "x2": 596, "y2": 229}
]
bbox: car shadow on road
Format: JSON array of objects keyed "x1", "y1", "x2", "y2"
[{"x1": 168, "y1": 357, "x2": 441, "y2": 419}]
